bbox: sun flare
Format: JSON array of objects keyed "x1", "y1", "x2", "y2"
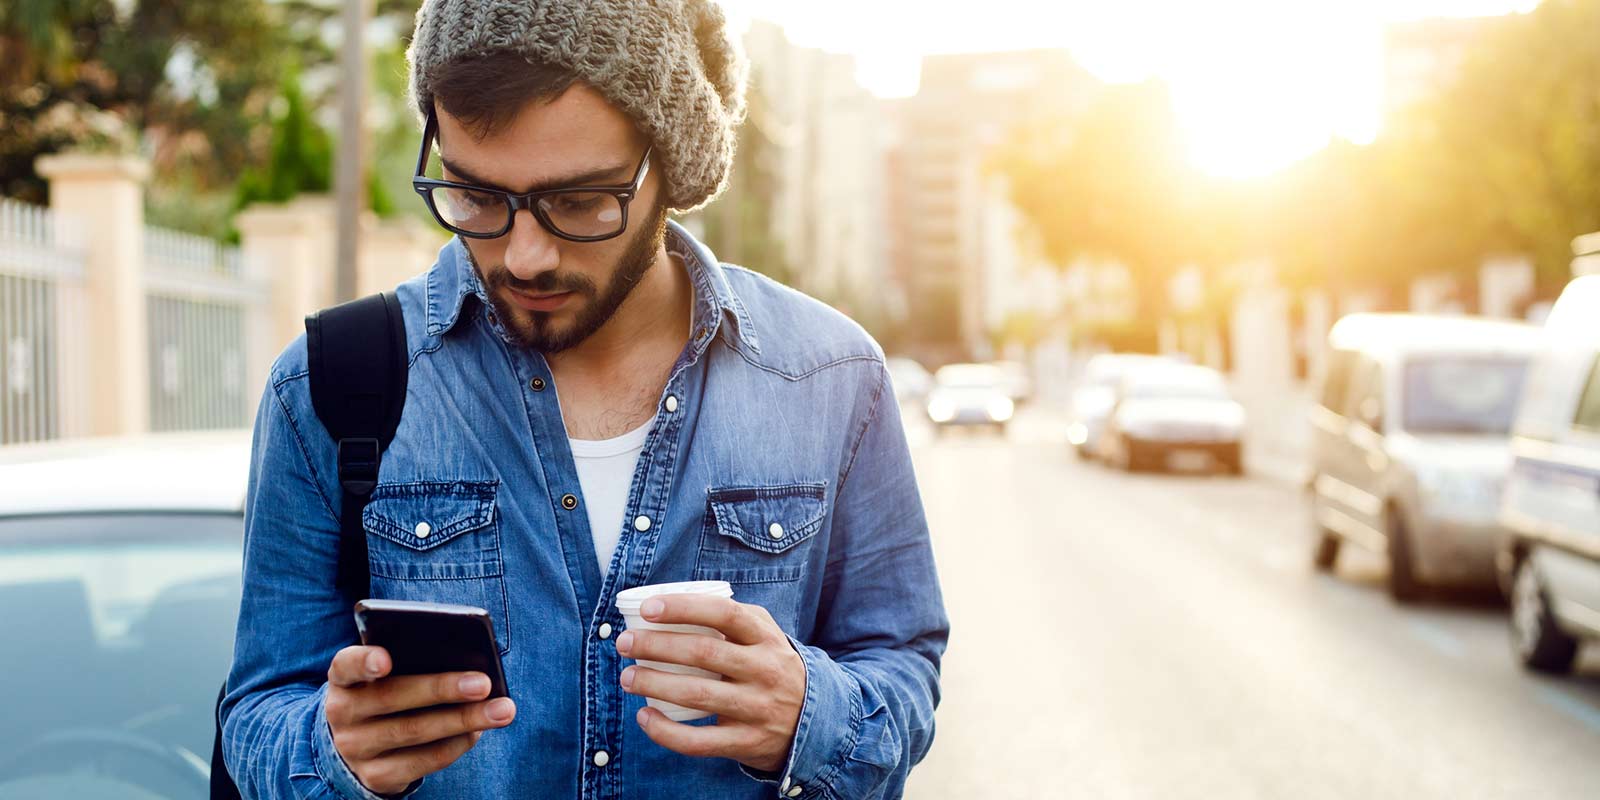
[{"x1": 719, "y1": 0, "x2": 1540, "y2": 179}]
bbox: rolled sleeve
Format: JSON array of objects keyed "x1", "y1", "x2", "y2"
[{"x1": 739, "y1": 635, "x2": 861, "y2": 797}]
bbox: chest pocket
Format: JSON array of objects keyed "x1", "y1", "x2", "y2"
[
  {"x1": 694, "y1": 482, "x2": 827, "y2": 584},
  {"x1": 363, "y1": 480, "x2": 511, "y2": 654}
]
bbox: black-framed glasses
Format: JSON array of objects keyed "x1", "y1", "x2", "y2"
[{"x1": 411, "y1": 109, "x2": 652, "y2": 242}]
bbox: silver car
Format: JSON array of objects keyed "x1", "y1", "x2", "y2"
[
  {"x1": 0, "y1": 431, "x2": 249, "y2": 797},
  {"x1": 1308, "y1": 314, "x2": 1541, "y2": 602},
  {"x1": 1100, "y1": 363, "x2": 1246, "y2": 475},
  {"x1": 1499, "y1": 276, "x2": 1600, "y2": 674},
  {"x1": 1068, "y1": 354, "x2": 1173, "y2": 460},
  {"x1": 926, "y1": 363, "x2": 1015, "y2": 434}
]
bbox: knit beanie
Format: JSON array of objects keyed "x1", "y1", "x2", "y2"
[{"x1": 407, "y1": 0, "x2": 749, "y2": 213}]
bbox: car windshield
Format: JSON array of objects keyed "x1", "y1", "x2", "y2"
[
  {"x1": 1085, "y1": 356, "x2": 1153, "y2": 387},
  {"x1": 0, "y1": 513, "x2": 241, "y2": 799},
  {"x1": 1401, "y1": 356, "x2": 1528, "y2": 435},
  {"x1": 936, "y1": 365, "x2": 1004, "y2": 390},
  {"x1": 1127, "y1": 372, "x2": 1229, "y2": 401}
]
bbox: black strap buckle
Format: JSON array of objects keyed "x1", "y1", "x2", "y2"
[{"x1": 336, "y1": 437, "x2": 381, "y2": 497}]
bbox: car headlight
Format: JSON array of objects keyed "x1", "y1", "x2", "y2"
[
  {"x1": 928, "y1": 399, "x2": 956, "y2": 423},
  {"x1": 1068, "y1": 422, "x2": 1088, "y2": 445},
  {"x1": 1220, "y1": 403, "x2": 1247, "y2": 433},
  {"x1": 987, "y1": 397, "x2": 1015, "y2": 422}
]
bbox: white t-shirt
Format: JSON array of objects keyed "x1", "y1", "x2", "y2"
[{"x1": 569, "y1": 418, "x2": 653, "y2": 579}]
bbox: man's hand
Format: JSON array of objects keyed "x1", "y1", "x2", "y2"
[
  {"x1": 616, "y1": 596, "x2": 805, "y2": 773},
  {"x1": 324, "y1": 645, "x2": 517, "y2": 795}
]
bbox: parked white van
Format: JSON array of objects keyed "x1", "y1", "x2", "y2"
[
  {"x1": 1499, "y1": 276, "x2": 1600, "y2": 674},
  {"x1": 1308, "y1": 314, "x2": 1541, "y2": 602}
]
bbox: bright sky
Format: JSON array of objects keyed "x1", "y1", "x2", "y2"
[{"x1": 718, "y1": 0, "x2": 1541, "y2": 178}]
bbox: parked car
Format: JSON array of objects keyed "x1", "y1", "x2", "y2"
[
  {"x1": 0, "y1": 431, "x2": 249, "y2": 799},
  {"x1": 886, "y1": 356, "x2": 934, "y2": 404},
  {"x1": 1307, "y1": 314, "x2": 1540, "y2": 603},
  {"x1": 1099, "y1": 363, "x2": 1246, "y2": 475},
  {"x1": 1498, "y1": 276, "x2": 1600, "y2": 674},
  {"x1": 1068, "y1": 354, "x2": 1173, "y2": 460},
  {"x1": 926, "y1": 363, "x2": 1015, "y2": 434}
]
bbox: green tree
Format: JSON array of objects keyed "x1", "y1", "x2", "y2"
[
  {"x1": 0, "y1": 0, "x2": 286, "y2": 202},
  {"x1": 994, "y1": 81, "x2": 1207, "y2": 330},
  {"x1": 1429, "y1": 0, "x2": 1600, "y2": 296},
  {"x1": 233, "y1": 69, "x2": 333, "y2": 213},
  {"x1": 1272, "y1": 0, "x2": 1600, "y2": 304}
]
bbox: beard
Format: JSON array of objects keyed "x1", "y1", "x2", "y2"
[{"x1": 472, "y1": 205, "x2": 668, "y2": 354}]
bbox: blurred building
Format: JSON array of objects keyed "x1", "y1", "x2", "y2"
[
  {"x1": 696, "y1": 21, "x2": 888, "y2": 318},
  {"x1": 886, "y1": 50, "x2": 1099, "y2": 362}
]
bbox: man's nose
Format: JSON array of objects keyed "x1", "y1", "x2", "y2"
[{"x1": 503, "y1": 208, "x2": 560, "y2": 282}]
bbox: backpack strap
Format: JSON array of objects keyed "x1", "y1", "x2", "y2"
[
  {"x1": 305, "y1": 290, "x2": 410, "y2": 602},
  {"x1": 209, "y1": 291, "x2": 408, "y2": 800}
]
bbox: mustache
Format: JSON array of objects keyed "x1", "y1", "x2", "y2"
[{"x1": 485, "y1": 267, "x2": 597, "y2": 297}]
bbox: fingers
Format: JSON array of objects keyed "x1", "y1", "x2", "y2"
[
  {"x1": 328, "y1": 645, "x2": 390, "y2": 688},
  {"x1": 638, "y1": 596, "x2": 776, "y2": 645},
  {"x1": 615, "y1": 629, "x2": 758, "y2": 678},
  {"x1": 621, "y1": 666, "x2": 762, "y2": 721},
  {"x1": 634, "y1": 706, "x2": 762, "y2": 759},
  {"x1": 346, "y1": 671, "x2": 496, "y2": 719},
  {"x1": 351, "y1": 731, "x2": 481, "y2": 796},
  {"x1": 335, "y1": 698, "x2": 516, "y2": 761}
]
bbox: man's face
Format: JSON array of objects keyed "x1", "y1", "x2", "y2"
[{"x1": 434, "y1": 85, "x2": 666, "y2": 353}]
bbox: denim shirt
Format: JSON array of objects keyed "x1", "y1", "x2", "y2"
[{"x1": 222, "y1": 222, "x2": 949, "y2": 800}]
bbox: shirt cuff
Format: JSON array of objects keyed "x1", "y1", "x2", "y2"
[
  {"x1": 739, "y1": 635, "x2": 860, "y2": 798},
  {"x1": 311, "y1": 685, "x2": 425, "y2": 800}
]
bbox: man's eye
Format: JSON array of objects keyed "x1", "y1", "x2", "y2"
[{"x1": 555, "y1": 194, "x2": 603, "y2": 212}]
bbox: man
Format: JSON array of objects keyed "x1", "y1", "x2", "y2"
[{"x1": 221, "y1": 1, "x2": 948, "y2": 797}]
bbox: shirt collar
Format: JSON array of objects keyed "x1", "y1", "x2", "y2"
[{"x1": 423, "y1": 220, "x2": 759, "y2": 356}]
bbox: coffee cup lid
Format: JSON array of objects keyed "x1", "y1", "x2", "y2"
[{"x1": 615, "y1": 580, "x2": 733, "y2": 609}]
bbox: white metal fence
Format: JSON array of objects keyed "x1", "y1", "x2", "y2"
[
  {"x1": 0, "y1": 198, "x2": 89, "y2": 445},
  {"x1": 3, "y1": 160, "x2": 439, "y2": 445},
  {"x1": 143, "y1": 226, "x2": 263, "y2": 432}
]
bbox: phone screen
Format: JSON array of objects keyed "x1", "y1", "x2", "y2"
[{"x1": 354, "y1": 600, "x2": 509, "y2": 698}]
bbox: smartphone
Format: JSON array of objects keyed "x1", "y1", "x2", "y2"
[{"x1": 353, "y1": 599, "x2": 509, "y2": 698}]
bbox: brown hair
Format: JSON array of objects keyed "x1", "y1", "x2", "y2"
[{"x1": 430, "y1": 51, "x2": 577, "y2": 140}]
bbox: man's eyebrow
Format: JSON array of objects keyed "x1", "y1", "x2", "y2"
[{"x1": 439, "y1": 156, "x2": 633, "y2": 193}]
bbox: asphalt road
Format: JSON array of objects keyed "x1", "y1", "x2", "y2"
[{"x1": 901, "y1": 405, "x2": 1600, "y2": 800}]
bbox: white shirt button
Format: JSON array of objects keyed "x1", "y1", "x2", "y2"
[
  {"x1": 592, "y1": 750, "x2": 610, "y2": 767},
  {"x1": 788, "y1": 785, "x2": 803, "y2": 797},
  {"x1": 413, "y1": 521, "x2": 431, "y2": 539},
  {"x1": 634, "y1": 515, "x2": 651, "y2": 532},
  {"x1": 768, "y1": 522, "x2": 785, "y2": 540},
  {"x1": 665, "y1": 395, "x2": 679, "y2": 413},
  {"x1": 780, "y1": 777, "x2": 792, "y2": 793},
  {"x1": 598, "y1": 623, "x2": 613, "y2": 640}
]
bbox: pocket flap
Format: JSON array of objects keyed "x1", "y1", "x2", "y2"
[
  {"x1": 707, "y1": 482, "x2": 827, "y2": 554},
  {"x1": 362, "y1": 481, "x2": 497, "y2": 552}
]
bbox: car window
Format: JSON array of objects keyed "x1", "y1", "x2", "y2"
[
  {"x1": 1126, "y1": 372, "x2": 1229, "y2": 400},
  {"x1": 935, "y1": 364, "x2": 1004, "y2": 389},
  {"x1": 1402, "y1": 356, "x2": 1528, "y2": 436},
  {"x1": 1574, "y1": 355, "x2": 1600, "y2": 433},
  {"x1": 0, "y1": 513, "x2": 241, "y2": 798}
]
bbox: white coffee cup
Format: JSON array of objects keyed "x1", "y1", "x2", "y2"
[{"x1": 614, "y1": 580, "x2": 735, "y2": 722}]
